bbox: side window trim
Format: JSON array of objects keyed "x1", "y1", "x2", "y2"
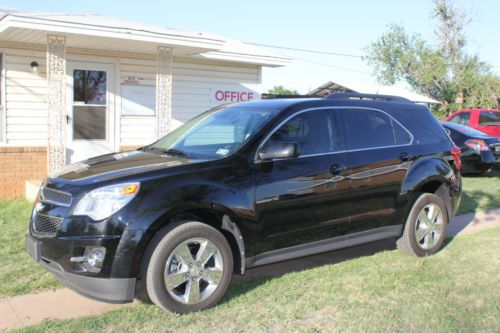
[{"x1": 254, "y1": 106, "x2": 414, "y2": 163}]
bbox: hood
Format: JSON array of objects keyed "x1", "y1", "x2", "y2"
[{"x1": 50, "y1": 150, "x2": 202, "y2": 184}]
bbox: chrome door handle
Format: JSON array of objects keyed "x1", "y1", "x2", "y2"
[{"x1": 329, "y1": 164, "x2": 347, "y2": 175}]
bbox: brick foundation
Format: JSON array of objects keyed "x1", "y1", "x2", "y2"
[{"x1": 0, "y1": 147, "x2": 47, "y2": 199}]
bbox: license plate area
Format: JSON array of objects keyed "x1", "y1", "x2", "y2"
[{"x1": 26, "y1": 234, "x2": 41, "y2": 262}]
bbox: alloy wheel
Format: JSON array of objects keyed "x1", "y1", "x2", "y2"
[
  {"x1": 164, "y1": 238, "x2": 224, "y2": 305},
  {"x1": 414, "y1": 203, "x2": 444, "y2": 250}
]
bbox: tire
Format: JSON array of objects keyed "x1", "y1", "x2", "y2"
[
  {"x1": 397, "y1": 193, "x2": 448, "y2": 257},
  {"x1": 143, "y1": 221, "x2": 233, "y2": 313}
]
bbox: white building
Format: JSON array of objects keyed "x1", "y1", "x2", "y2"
[{"x1": 0, "y1": 8, "x2": 290, "y2": 198}]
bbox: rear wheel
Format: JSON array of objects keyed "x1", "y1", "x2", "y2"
[
  {"x1": 397, "y1": 193, "x2": 448, "y2": 257},
  {"x1": 144, "y1": 221, "x2": 233, "y2": 313}
]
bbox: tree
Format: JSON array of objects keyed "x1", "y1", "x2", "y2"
[
  {"x1": 268, "y1": 85, "x2": 299, "y2": 95},
  {"x1": 365, "y1": 0, "x2": 499, "y2": 116}
]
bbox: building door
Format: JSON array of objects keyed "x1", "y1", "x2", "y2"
[{"x1": 66, "y1": 62, "x2": 115, "y2": 164}]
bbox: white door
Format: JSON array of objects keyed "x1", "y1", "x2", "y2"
[{"x1": 66, "y1": 62, "x2": 115, "y2": 164}]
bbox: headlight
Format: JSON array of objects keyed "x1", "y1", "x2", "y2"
[{"x1": 73, "y1": 182, "x2": 140, "y2": 220}]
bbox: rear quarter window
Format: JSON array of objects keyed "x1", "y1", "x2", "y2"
[{"x1": 391, "y1": 107, "x2": 449, "y2": 144}]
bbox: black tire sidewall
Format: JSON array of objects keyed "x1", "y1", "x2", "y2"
[
  {"x1": 146, "y1": 221, "x2": 233, "y2": 313},
  {"x1": 405, "y1": 193, "x2": 448, "y2": 256}
]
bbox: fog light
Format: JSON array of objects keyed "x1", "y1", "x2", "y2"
[{"x1": 71, "y1": 247, "x2": 106, "y2": 273}]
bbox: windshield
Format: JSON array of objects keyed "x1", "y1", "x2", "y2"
[{"x1": 146, "y1": 106, "x2": 277, "y2": 159}]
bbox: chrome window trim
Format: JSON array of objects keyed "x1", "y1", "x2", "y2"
[{"x1": 254, "y1": 106, "x2": 415, "y2": 163}]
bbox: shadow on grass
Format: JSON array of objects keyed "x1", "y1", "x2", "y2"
[
  {"x1": 463, "y1": 170, "x2": 500, "y2": 179},
  {"x1": 219, "y1": 238, "x2": 397, "y2": 305}
]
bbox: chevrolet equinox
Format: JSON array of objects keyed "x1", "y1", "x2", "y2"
[{"x1": 26, "y1": 93, "x2": 462, "y2": 313}]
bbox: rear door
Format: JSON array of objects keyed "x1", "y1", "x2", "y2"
[{"x1": 338, "y1": 108, "x2": 418, "y2": 239}]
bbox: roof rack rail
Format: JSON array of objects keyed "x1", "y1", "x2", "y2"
[{"x1": 324, "y1": 92, "x2": 412, "y2": 103}]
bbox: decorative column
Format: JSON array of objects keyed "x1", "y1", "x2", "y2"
[
  {"x1": 156, "y1": 46, "x2": 173, "y2": 138},
  {"x1": 46, "y1": 35, "x2": 67, "y2": 174}
]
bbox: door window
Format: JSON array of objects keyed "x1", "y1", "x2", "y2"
[
  {"x1": 342, "y1": 109, "x2": 409, "y2": 150},
  {"x1": 73, "y1": 70, "x2": 107, "y2": 140},
  {"x1": 478, "y1": 111, "x2": 500, "y2": 126},
  {"x1": 264, "y1": 110, "x2": 337, "y2": 156},
  {"x1": 448, "y1": 112, "x2": 470, "y2": 126}
]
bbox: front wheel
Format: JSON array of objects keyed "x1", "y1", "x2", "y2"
[
  {"x1": 397, "y1": 193, "x2": 448, "y2": 257},
  {"x1": 144, "y1": 221, "x2": 233, "y2": 313}
]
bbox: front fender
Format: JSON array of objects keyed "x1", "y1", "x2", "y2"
[{"x1": 114, "y1": 176, "x2": 254, "y2": 279}]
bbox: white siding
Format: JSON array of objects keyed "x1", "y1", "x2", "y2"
[
  {"x1": 118, "y1": 57, "x2": 261, "y2": 146},
  {"x1": 1, "y1": 46, "x2": 262, "y2": 148},
  {"x1": 3, "y1": 48, "x2": 48, "y2": 146}
]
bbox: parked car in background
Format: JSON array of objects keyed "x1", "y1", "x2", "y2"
[
  {"x1": 26, "y1": 94, "x2": 462, "y2": 313},
  {"x1": 441, "y1": 121, "x2": 500, "y2": 174},
  {"x1": 445, "y1": 109, "x2": 500, "y2": 137}
]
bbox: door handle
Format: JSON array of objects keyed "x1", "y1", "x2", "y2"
[
  {"x1": 66, "y1": 115, "x2": 72, "y2": 124},
  {"x1": 399, "y1": 152, "x2": 414, "y2": 161},
  {"x1": 329, "y1": 164, "x2": 347, "y2": 175}
]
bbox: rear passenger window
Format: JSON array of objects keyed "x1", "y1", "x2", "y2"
[
  {"x1": 343, "y1": 109, "x2": 400, "y2": 150},
  {"x1": 266, "y1": 110, "x2": 337, "y2": 155}
]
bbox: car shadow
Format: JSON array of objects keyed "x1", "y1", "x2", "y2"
[{"x1": 221, "y1": 238, "x2": 397, "y2": 304}]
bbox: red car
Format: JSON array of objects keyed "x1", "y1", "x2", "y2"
[{"x1": 445, "y1": 109, "x2": 500, "y2": 137}]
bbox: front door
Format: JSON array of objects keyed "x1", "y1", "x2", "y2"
[
  {"x1": 66, "y1": 62, "x2": 115, "y2": 164},
  {"x1": 253, "y1": 109, "x2": 352, "y2": 258}
]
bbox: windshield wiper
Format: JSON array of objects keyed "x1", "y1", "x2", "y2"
[
  {"x1": 165, "y1": 148, "x2": 192, "y2": 157},
  {"x1": 150, "y1": 147, "x2": 192, "y2": 158}
]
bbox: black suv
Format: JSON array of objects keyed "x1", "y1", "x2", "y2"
[{"x1": 26, "y1": 93, "x2": 462, "y2": 313}]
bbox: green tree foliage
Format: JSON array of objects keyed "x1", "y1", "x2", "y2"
[
  {"x1": 365, "y1": 0, "x2": 500, "y2": 116},
  {"x1": 268, "y1": 85, "x2": 299, "y2": 95}
]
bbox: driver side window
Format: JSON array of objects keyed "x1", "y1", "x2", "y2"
[
  {"x1": 265, "y1": 110, "x2": 337, "y2": 156},
  {"x1": 449, "y1": 112, "x2": 470, "y2": 126}
]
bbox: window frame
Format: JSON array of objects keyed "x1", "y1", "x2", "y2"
[{"x1": 255, "y1": 106, "x2": 414, "y2": 163}]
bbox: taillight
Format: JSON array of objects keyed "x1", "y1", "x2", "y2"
[
  {"x1": 451, "y1": 145, "x2": 462, "y2": 170},
  {"x1": 465, "y1": 139, "x2": 490, "y2": 153}
]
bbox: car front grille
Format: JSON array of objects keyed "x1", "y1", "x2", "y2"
[
  {"x1": 41, "y1": 187, "x2": 72, "y2": 206},
  {"x1": 32, "y1": 212, "x2": 63, "y2": 237}
]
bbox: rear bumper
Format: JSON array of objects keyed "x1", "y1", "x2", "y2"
[{"x1": 26, "y1": 233, "x2": 136, "y2": 304}]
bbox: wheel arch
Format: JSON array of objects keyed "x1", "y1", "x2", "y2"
[
  {"x1": 133, "y1": 204, "x2": 246, "y2": 284},
  {"x1": 400, "y1": 156, "x2": 455, "y2": 226}
]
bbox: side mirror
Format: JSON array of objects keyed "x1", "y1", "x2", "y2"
[{"x1": 258, "y1": 142, "x2": 299, "y2": 161}]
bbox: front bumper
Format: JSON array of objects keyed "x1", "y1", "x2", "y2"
[{"x1": 26, "y1": 233, "x2": 136, "y2": 303}]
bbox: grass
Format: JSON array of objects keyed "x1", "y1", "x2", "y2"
[
  {"x1": 0, "y1": 173, "x2": 498, "y2": 299},
  {"x1": 0, "y1": 200, "x2": 62, "y2": 297},
  {"x1": 15, "y1": 227, "x2": 500, "y2": 333}
]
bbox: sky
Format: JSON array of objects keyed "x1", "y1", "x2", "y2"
[{"x1": 2, "y1": 0, "x2": 499, "y2": 94}]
